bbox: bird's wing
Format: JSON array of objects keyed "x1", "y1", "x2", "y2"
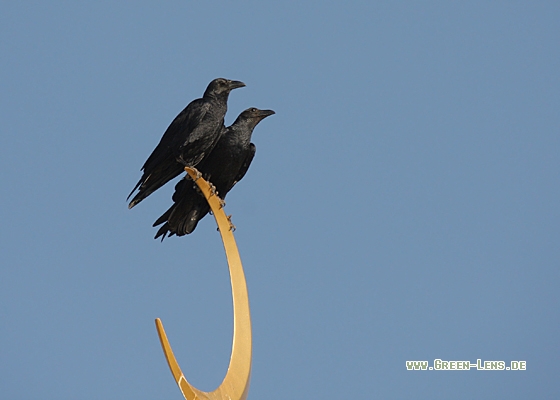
[
  {"x1": 231, "y1": 144, "x2": 256, "y2": 189},
  {"x1": 179, "y1": 101, "x2": 212, "y2": 146},
  {"x1": 141, "y1": 99, "x2": 209, "y2": 170}
]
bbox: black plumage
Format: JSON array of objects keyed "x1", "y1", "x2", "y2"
[
  {"x1": 153, "y1": 107, "x2": 275, "y2": 239},
  {"x1": 127, "y1": 78, "x2": 245, "y2": 209}
]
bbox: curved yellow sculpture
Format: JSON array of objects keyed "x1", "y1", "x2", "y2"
[{"x1": 155, "y1": 167, "x2": 252, "y2": 400}]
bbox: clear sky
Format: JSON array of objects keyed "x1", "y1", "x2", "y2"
[{"x1": 1, "y1": 1, "x2": 559, "y2": 399}]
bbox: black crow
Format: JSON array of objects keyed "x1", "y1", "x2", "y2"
[
  {"x1": 153, "y1": 107, "x2": 275, "y2": 239},
  {"x1": 127, "y1": 78, "x2": 245, "y2": 209}
]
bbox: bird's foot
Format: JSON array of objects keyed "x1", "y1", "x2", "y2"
[
  {"x1": 187, "y1": 167, "x2": 202, "y2": 181},
  {"x1": 227, "y1": 215, "x2": 236, "y2": 232},
  {"x1": 208, "y1": 182, "x2": 218, "y2": 197}
]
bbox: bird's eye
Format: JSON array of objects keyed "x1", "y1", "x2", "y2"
[{"x1": 251, "y1": 108, "x2": 257, "y2": 112}]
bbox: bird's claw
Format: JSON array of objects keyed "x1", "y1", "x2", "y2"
[
  {"x1": 187, "y1": 167, "x2": 202, "y2": 181},
  {"x1": 227, "y1": 215, "x2": 236, "y2": 232},
  {"x1": 208, "y1": 182, "x2": 218, "y2": 197}
]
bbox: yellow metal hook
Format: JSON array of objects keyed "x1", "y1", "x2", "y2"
[{"x1": 155, "y1": 167, "x2": 252, "y2": 400}]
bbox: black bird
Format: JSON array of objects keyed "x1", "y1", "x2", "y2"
[
  {"x1": 153, "y1": 107, "x2": 275, "y2": 239},
  {"x1": 127, "y1": 78, "x2": 246, "y2": 209}
]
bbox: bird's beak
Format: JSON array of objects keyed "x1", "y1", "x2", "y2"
[
  {"x1": 228, "y1": 80, "x2": 246, "y2": 90},
  {"x1": 257, "y1": 109, "x2": 275, "y2": 119}
]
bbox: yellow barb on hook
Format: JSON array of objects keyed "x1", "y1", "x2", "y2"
[{"x1": 155, "y1": 166, "x2": 252, "y2": 400}]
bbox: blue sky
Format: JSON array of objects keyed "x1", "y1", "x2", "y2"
[{"x1": 1, "y1": 1, "x2": 559, "y2": 399}]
